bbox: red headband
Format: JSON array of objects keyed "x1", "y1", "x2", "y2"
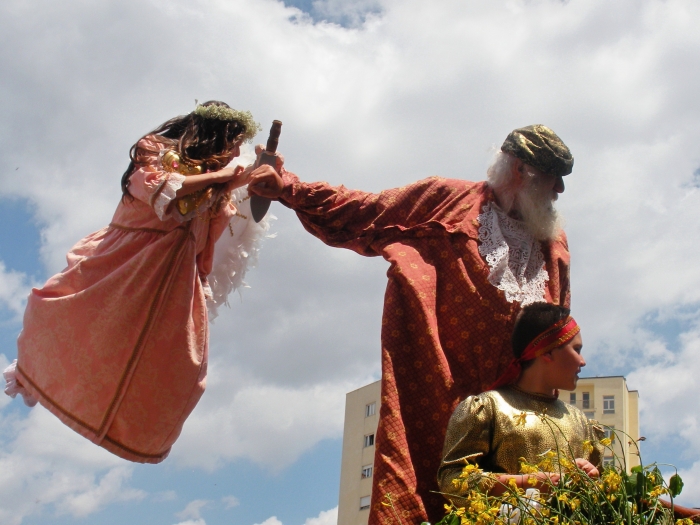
[{"x1": 488, "y1": 316, "x2": 580, "y2": 391}]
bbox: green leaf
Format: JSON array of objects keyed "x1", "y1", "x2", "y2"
[
  {"x1": 631, "y1": 466, "x2": 643, "y2": 474},
  {"x1": 669, "y1": 474, "x2": 684, "y2": 497},
  {"x1": 636, "y1": 471, "x2": 647, "y2": 497}
]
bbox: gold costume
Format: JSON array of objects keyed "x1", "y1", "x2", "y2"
[{"x1": 438, "y1": 386, "x2": 603, "y2": 503}]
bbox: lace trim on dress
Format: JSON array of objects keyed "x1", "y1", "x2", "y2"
[
  {"x1": 206, "y1": 186, "x2": 276, "y2": 321},
  {"x1": 477, "y1": 202, "x2": 548, "y2": 306},
  {"x1": 151, "y1": 172, "x2": 186, "y2": 221},
  {"x1": 3, "y1": 360, "x2": 38, "y2": 407}
]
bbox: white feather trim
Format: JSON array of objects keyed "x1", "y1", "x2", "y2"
[{"x1": 206, "y1": 186, "x2": 276, "y2": 321}]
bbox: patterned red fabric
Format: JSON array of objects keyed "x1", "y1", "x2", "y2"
[{"x1": 279, "y1": 173, "x2": 570, "y2": 525}]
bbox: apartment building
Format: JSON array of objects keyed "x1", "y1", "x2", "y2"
[
  {"x1": 568, "y1": 376, "x2": 640, "y2": 470},
  {"x1": 338, "y1": 376, "x2": 640, "y2": 525}
]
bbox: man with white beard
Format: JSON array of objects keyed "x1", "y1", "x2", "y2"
[{"x1": 249, "y1": 124, "x2": 574, "y2": 525}]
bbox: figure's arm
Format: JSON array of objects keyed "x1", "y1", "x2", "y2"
[
  {"x1": 438, "y1": 395, "x2": 497, "y2": 501},
  {"x1": 127, "y1": 137, "x2": 268, "y2": 221},
  {"x1": 438, "y1": 396, "x2": 575, "y2": 503},
  {"x1": 249, "y1": 167, "x2": 468, "y2": 256},
  {"x1": 174, "y1": 165, "x2": 247, "y2": 198}
]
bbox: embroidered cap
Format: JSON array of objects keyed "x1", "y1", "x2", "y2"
[{"x1": 501, "y1": 125, "x2": 574, "y2": 177}]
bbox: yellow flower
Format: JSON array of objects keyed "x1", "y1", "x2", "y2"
[
  {"x1": 582, "y1": 440, "x2": 594, "y2": 454},
  {"x1": 649, "y1": 486, "x2": 669, "y2": 498},
  {"x1": 600, "y1": 437, "x2": 612, "y2": 447},
  {"x1": 514, "y1": 412, "x2": 528, "y2": 426},
  {"x1": 569, "y1": 497, "x2": 581, "y2": 510},
  {"x1": 602, "y1": 470, "x2": 622, "y2": 492},
  {"x1": 519, "y1": 458, "x2": 539, "y2": 474},
  {"x1": 557, "y1": 493, "x2": 569, "y2": 504},
  {"x1": 559, "y1": 457, "x2": 574, "y2": 471}
]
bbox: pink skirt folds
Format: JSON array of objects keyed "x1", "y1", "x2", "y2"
[{"x1": 14, "y1": 218, "x2": 209, "y2": 463}]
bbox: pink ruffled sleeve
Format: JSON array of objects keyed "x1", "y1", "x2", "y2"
[{"x1": 127, "y1": 138, "x2": 186, "y2": 221}]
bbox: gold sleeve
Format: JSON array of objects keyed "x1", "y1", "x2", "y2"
[{"x1": 437, "y1": 394, "x2": 496, "y2": 503}]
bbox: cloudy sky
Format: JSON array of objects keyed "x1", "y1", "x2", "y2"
[{"x1": 1, "y1": 0, "x2": 700, "y2": 523}]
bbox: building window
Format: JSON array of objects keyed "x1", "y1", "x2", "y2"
[
  {"x1": 584, "y1": 411, "x2": 595, "y2": 419},
  {"x1": 362, "y1": 465, "x2": 373, "y2": 479},
  {"x1": 364, "y1": 434, "x2": 375, "y2": 448},
  {"x1": 582, "y1": 392, "x2": 590, "y2": 409},
  {"x1": 603, "y1": 456, "x2": 614, "y2": 468},
  {"x1": 365, "y1": 402, "x2": 376, "y2": 417},
  {"x1": 604, "y1": 427, "x2": 615, "y2": 441},
  {"x1": 569, "y1": 393, "x2": 576, "y2": 405},
  {"x1": 603, "y1": 396, "x2": 615, "y2": 414},
  {"x1": 360, "y1": 496, "x2": 371, "y2": 510}
]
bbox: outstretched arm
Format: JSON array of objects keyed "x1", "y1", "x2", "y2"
[{"x1": 249, "y1": 165, "x2": 475, "y2": 256}]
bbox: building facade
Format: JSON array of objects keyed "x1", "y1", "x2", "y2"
[
  {"x1": 338, "y1": 381, "x2": 381, "y2": 525},
  {"x1": 567, "y1": 376, "x2": 640, "y2": 470},
  {"x1": 338, "y1": 377, "x2": 640, "y2": 525}
]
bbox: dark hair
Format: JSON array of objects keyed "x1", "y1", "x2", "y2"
[
  {"x1": 512, "y1": 303, "x2": 570, "y2": 364},
  {"x1": 120, "y1": 101, "x2": 247, "y2": 200}
]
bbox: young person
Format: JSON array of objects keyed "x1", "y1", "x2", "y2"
[
  {"x1": 438, "y1": 303, "x2": 602, "y2": 503},
  {"x1": 3, "y1": 101, "x2": 279, "y2": 463}
]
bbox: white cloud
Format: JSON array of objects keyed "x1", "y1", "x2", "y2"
[
  {"x1": 175, "y1": 500, "x2": 210, "y2": 521},
  {"x1": 54, "y1": 466, "x2": 145, "y2": 517},
  {"x1": 304, "y1": 506, "x2": 338, "y2": 525},
  {"x1": 627, "y1": 325, "x2": 700, "y2": 452},
  {"x1": 674, "y1": 461, "x2": 700, "y2": 506},
  {"x1": 173, "y1": 520, "x2": 206, "y2": 525},
  {"x1": 253, "y1": 517, "x2": 283, "y2": 525},
  {"x1": 248, "y1": 508, "x2": 338, "y2": 525},
  {"x1": 0, "y1": 354, "x2": 11, "y2": 410},
  {"x1": 0, "y1": 261, "x2": 31, "y2": 319},
  {"x1": 171, "y1": 368, "x2": 369, "y2": 471},
  {"x1": 222, "y1": 495, "x2": 240, "y2": 509},
  {"x1": 0, "y1": 406, "x2": 145, "y2": 524}
]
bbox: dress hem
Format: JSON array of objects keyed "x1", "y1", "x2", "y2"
[{"x1": 14, "y1": 363, "x2": 170, "y2": 464}]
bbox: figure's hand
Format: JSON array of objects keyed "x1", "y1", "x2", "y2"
[
  {"x1": 575, "y1": 458, "x2": 600, "y2": 478},
  {"x1": 254, "y1": 144, "x2": 285, "y2": 172},
  {"x1": 215, "y1": 165, "x2": 245, "y2": 183},
  {"x1": 248, "y1": 165, "x2": 284, "y2": 199}
]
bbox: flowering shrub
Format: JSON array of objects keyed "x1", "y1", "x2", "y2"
[
  {"x1": 429, "y1": 414, "x2": 685, "y2": 525},
  {"x1": 382, "y1": 412, "x2": 689, "y2": 525}
]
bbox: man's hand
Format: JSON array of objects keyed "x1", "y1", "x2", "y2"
[
  {"x1": 575, "y1": 458, "x2": 600, "y2": 478},
  {"x1": 248, "y1": 165, "x2": 284, "y2": 199}
]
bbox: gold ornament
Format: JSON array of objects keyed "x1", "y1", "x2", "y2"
[
  {"x1": 161, "y1": 150, "x2": 203, "y2": 176},
  {"x1": 160, "y1": 150, "x2": 211, "y2": 216}
]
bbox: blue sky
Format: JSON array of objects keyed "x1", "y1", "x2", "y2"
[{"x1": 2, "y1": 0, "x2": 700, "y2": 524}]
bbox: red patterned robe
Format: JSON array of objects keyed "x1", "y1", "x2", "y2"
[{"x1": 278, "y1": 173, "x2": 570, "y2": 524}]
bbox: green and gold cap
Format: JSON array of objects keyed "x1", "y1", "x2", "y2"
[{"x1": 501, "y1": 124, "x2": 574, "y2": 176}]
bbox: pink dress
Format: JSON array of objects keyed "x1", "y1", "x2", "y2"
[{"x1": 5, "y1": 138, "x2": 244, "y2": 463}]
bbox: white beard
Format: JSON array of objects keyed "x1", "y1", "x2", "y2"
[{"x1": 513, "y1": 178, "x2": 563, "y2": 241}]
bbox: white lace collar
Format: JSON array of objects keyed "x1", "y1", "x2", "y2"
[{"x1": 477, "y1": 202, "x2": 548, "y2": 305}]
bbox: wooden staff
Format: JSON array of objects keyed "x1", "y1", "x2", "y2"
[{"x1": 250, "y1": 120, "x2": 282, "y2": 223}]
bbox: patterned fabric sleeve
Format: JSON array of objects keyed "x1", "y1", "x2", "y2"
[
  {"x1": 437, "y1": 394, "x2": 497, "y2": 502},
  {"x1": 278, "y1": 170, "x2": 477, "y2": 256},
  {"x1": 127, "y1": 138, "x2": 186, "y2": 221}
]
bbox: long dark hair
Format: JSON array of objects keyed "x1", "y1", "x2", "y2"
[
  {"x1": 121, "y1": 101, "x2": 247, "y2": 200},
  {"x1": 512, "y1": 303, "x2": 571, "y2": 366}
]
